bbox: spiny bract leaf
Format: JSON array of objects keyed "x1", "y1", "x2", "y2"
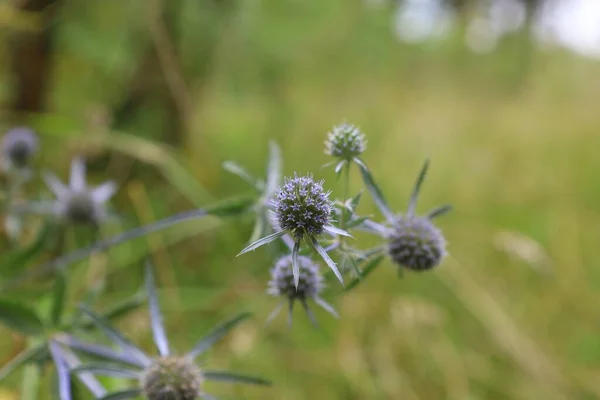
[{"x1": 0, "y1": 298, "x2": 44, "y2": 335}]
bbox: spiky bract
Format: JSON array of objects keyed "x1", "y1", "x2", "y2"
[
  {"x1": 2, "y1": 127, "x2": 38, "y2": 169},
  {"x1": 325, "y1": 123, "x2": 366, "y2": 161},
  {"x1": 273, "y1": 174, "x2": 332, "y2": 240},
  {"x1": 141, "y1": 357, "x2": 202, "y2": 400},
  {"x1": 268, "y1": 255, "x2": 324, "y2": 300},
  {"x1": 388, "y1": 215, "x2": 447, "y2": 271}
]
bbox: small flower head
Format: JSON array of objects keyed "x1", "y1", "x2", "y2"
[
  {"x1": 388, "y1": 215, "x2": 447, "y2": 271},
  {"x1": 273, "y1": 174, "x2": 332, "y2": 239},
  {"x1": 141, "y1": 356, "x2": 203, "y2": 400},
  {"x1": 266, "y1": 255, "x2": 338, "y2": 327},
  {"x1": 43, "y1": 157, "x2": 117, "y2": 225},
  {"x1": 325, "y1": 123, "x2": 366, "y2": 161},
  {"x1": 2, "y1": 127, "x2": 38, "y2": 170},
  {"x1": 268, "y1": 255, "x2": 324, "y2": 300}
]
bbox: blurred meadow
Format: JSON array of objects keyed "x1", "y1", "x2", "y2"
[{"x1": 2, "y1": 0, "x2": 600, "y2": 399}]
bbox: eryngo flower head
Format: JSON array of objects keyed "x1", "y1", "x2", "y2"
[
  {"x1": 267, "y1": 255, "x2": 338, "y2": 327},
  {"x1": 273, "y1": 174, "x2": 332, "y2": 240},
  {"x1": 325, "y1": 123, "x2": 366, "y2": 161},
  {"x1": 141, "y1": 356, "x2": 202, "y2": 400},
  {"x1": 385, "y1": 160, "x2": 452, "y2": 272},
  {"x1": 43, "y1": 157, "x2": 117, "y2": 225},
  {"x1": 2, "y1": 127, "x2": 38, "y2": 170},
  {"x1": 388, "y1": 216, "x2": 446, "y2": 271}
]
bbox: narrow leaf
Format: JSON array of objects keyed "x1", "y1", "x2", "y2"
[
  {"x1": 203, "y1": 371, "x2": 272, "y2": 386},
  {"x1": 323, "y1": 225, "x2": 353, "y2": 238},
  {"x1": 344, "y1": 254, "x2": 385, "y2": 292},
  {"x1": 354, "y1": 158, "x2": 395, "y2": 224},
  {"x1": 345, "y1": 216, "x2": 370, "y2": 230},
  {"x1": 59, "y1": 347, "x2": 107, "y2": 398},
  {"x1": 347, "y1": 191, "x2": 363, "y2": 213},
  {"x1": 51, "y1": 271, "x2": 67, "y2": 327},
  {"x1": 55, "y1": 335, "x2": 145, "y2": 368},
  {"x1": 300, "y1": 300, "x2": 318, "y2": 328},
  {"x1": 145, "y1": 261, "x2": 170, "y2": 356},
  {"x1": 308, "y1": 236, "x2": 344, "y2": 286},
  {"x1": 223, "y1": 161, "x2": 258, "y2": 188},
  {"x1": 78, "y1": 307, "x2": 150, "y2": 367},
  {"x1": 314, "y1": 297, "x2": 339, "y2": 318},
  {"x1": 265, "y1": 140, "x2": 282, "y2": 198},
  {"x1": 292, "y1": 240, "x2": 301, "y2": 289},
  {"x1": 99, "y1": 389, "x2": 142, "y2": 400},
  {"x1": 48, "y1": 341, "x2": 71, "y2": 400},
  {"x1": 334, "y1": 160, "x2": 346, "y2": 176},
  {"x1": 408, "y1": 159, "x2": 430, "y2": 216},
  {"x1": 20, "y1": 363, "x2": 41, "y2": 400},
  {"x1": 427, "y1": 204, "x2": 453, "y2": 220},
  {"x1": 188, "y1": 313, "x2": 251, "y2": 360},
  {"x1": 237, "y1": 231, "x2": 286, "y2": 256},
  {"x1": 0, "y1": 343, "x2": 46, "y2": 382},
  {"x1": 71, "y1": 364, "x2": 140, "y2": 379},
  {"x1": 0, "y1": 298, "x2": 44, "y2": 335}
]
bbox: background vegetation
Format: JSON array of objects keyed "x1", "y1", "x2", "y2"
[{"x1": 1, "y1": 0, "x2": 600, "y2": 399}]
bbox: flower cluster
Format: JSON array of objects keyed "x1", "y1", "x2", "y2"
[
  {"x1": 141, "y1": 356, "x2": 203, "y2": 400},
  {"x1": 273, "y1": 174, "x2": 332, "y2": 239},
  {"x1": 388, "y1": 216, "x2": 447, "y2": 271},
  {"x1": 2, "y1": 127, "x2": 38, "y2": 171},
  {"x1": 325, "y1": 123, "x2": 366, "y2": 161}
]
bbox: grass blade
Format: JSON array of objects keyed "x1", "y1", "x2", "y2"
[
  {"x1": 237, "y1": 231, "x2": 285, "y2": 256},
  {"x1": 145, "y1": 261, "x2": 170, "y2": 356},
  {"x1": 203, "y1": 371, "x2": 271, "y2": 386},
  {"x1": 188, "y1": 313, "x2": 251, "y2": 360}
]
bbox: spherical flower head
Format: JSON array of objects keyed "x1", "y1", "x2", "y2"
[
  {"x1": 273, "y1": 174, "x2": 332, "y2": 239},
  {"x1": 63, "y1": 192, "x2": 97, "y2": 224},
  {"x1": 2, "y1": 127, "x2": 38, "y2": 169},
  {"x1": 388, "y1": 215, "x2": 447, "y2": 271},
  {"x1": 141, "y1": 356, "x2": 202, "y2": 400},
  {"x1": 268, "y1": 255, "x2": 324, "y2": 300},
  {"x1": 324, "y1": 123, "x2": 366, "y2": 161}
]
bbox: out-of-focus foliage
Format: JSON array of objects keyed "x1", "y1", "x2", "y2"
[{"x1": 1, "y1": 0, "x2": 600, "y2": 399}]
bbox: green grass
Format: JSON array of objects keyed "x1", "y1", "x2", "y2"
[{"x1": 2, "y1": 2, "x2": 600, "y2": 399}]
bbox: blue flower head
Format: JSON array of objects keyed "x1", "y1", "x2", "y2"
[
  {"x1": 2, "y1": 127, "x2": 38, "y2": 170},
  {"x1": 272, "y1": 174, "x2": 332, "y2": 240},
  {"x1": 325, "y1": 123, "x2": 366, "y2": 161}
]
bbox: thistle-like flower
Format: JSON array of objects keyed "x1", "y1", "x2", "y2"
[
  {"x1": 2, "y1": 126, "x2": 38, "y2": 171},
  {"x1": 267, "y1": 255, "x2": 338, "y2": 327},
  {"x1": 273, "y1": 174, "x2": 332, "y2": 240},
  {"x1": 384, "y1": 160, "x2": 451, "y2": 272},
  {"x1": 60, "y1": 262, "x2": 270, "y2": 400},
  {"x1": 325, "y1": 123, "x2": 366, "y2": 161},
  {"x1": 141, "y1": 356, "x2": 202, "y2": 400},
  {"x1": 42, "y1": 157, "x2": 117, "y2": 225},
  {"x1": 238, "y1": 173, "x2": 349, "y2": 289}
]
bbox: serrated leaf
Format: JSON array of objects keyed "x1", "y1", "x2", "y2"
[
  {"x1": 354, "y1": 158, "x2": 395, "y2": 224},
  {"x1": 0, "y1": 298, "x2": 44, "y2": 335}
]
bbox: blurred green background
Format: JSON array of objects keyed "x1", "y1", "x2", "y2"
[{"x1": 2, "y1": 0, "x2": 600, "y2": 399}]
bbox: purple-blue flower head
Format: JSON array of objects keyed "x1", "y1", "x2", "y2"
[
  {"x1": 2, "y1": 127, "x2": 38, "y2": 170},
  {"x1": 388, "y1": 215, "x2": 447, "y2": 271},
  {"x1": 325, "y1": 123, "x2": 366, "y2": 161},
  {"x1": 272, "y1": 174, "x2": 332, "y2": 240},
  {"x1": 43, "y1": 157, "x2": 117, "y2": 225}
]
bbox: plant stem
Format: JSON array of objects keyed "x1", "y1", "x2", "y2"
[{"x1": 338, "y1": 162, "x2": 351, "y2": 246}]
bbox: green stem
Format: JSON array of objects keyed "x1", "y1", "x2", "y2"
[{"x1": 338, "y1": 162, "x2": 351, "y2": 246}]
